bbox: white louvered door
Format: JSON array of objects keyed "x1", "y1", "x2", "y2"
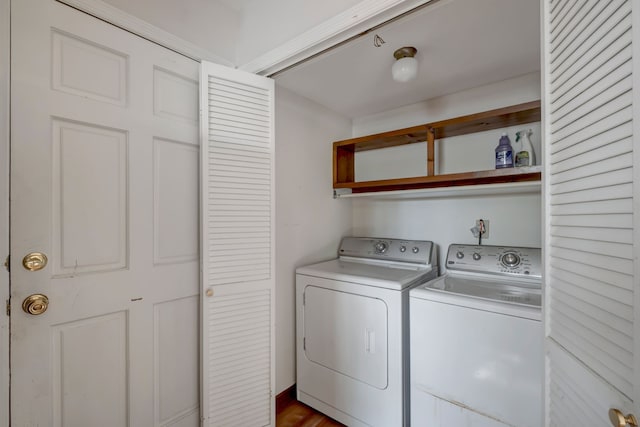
[
  {"x1": 543, "y1": 0, "x2": 639, "y2": 425},
  {"x1": 200, "y1": 61, "x2": 275, "y2": 427}
]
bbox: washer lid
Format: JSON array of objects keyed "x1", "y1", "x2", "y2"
[
  {"x1": 296, "y1": 258, "x2": 436, "y2": 290},
  {"x1": 411, "y1": 273, "x2": 541, "y2": 319}
]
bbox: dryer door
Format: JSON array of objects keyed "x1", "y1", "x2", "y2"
[{"x1": 303, "y1": 285, "x2": 388, "y2": 389}]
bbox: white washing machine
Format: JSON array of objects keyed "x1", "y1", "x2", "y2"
[
  {"x1": 296, "y1": 237, "x2": 438, "y2": 427},
  {"x1": 410, "y1": 244, "x2": 542, "y2": 427}
]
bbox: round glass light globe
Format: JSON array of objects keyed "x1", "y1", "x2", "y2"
[{"x1": 391, "y1": 57, "x2": 418, "y2": 82}]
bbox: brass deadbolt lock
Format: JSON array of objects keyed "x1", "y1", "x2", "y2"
[
  {"x1": 22, "y1": 252, "x2": 48, "y2": 272},
  {"x1": 22, "y1": 294, "x2": 49, "y2": 315}
]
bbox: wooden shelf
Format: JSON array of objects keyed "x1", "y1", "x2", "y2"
[
  {"x1": 335, "y1": 165, "x2": 542, "y2": 193},
  {"x1": 334, "y1": 181, "x2": 541, "y2": 199},
  {"x1": 333, "y1": 101, "x2": 542, "y2": 193}
]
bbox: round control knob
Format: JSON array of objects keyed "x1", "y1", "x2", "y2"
[
  {"x1": 473, "y1": 252, "x2": 481, "y2": 261},
  {"x1": 456, "y1": 251, "x2": 464, "y2": 259},
  {"x1": 502, "y1": 252, "x2": 520, "y2": 267},
  {"x1": 412, "y1": 247, "x2": 419, "y2": 254},
  {"x1": 374, "y1": 241, "x2": 388, "y2": 254},
  {"x1": 399, "y1": 246, "x2": 406, "y2": 253}
]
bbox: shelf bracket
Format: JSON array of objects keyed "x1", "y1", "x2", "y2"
[
  {"x1": 427, "y1": 127, "x2": 435, "y2": 176},
  {"x1": 333, "y1": 188, "x2": 353, "y2": 198}
]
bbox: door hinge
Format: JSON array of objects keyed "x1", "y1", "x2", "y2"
[
  {"x1": 303, "y1": 337, "x2": 306, "y2": 351},
  {"x1": 4, "y1": 255, "x2": 8, "y2": 272},
  {"x1": 5, "y1": 299, "x2": 9, "y2": 316}
]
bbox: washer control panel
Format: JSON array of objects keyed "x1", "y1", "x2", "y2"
[
  {"x1": 339, "y1": 237, "x2": 435, "y2": 266},
  {"x1": 446, "y1": 244, "x2": 541, "y2": 279}
]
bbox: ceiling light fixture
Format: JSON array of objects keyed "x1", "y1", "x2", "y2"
[{"x1": 392, "y1": 47, "x2": 418, "y2": 82}]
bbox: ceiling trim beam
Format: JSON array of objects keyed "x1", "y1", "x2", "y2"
[{"x1": 239, "y1": 0, "x2": 433, "y2": 77}]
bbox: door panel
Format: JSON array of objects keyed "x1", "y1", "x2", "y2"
[
  {"x1": 153, "y1": 138, "x2": 199, "y2": 265},
  {"x1": 52, "y1": 118, "x2": 129, "y2": 275},
  {"x1": 51, "y1": 29, "x2": 128, "y2": 106},
  {"x1": 155, "y1": 296, "x2": 200, "y2": 425},
  {"x1": 51, "y1": 311, "x2": 129, "y2": 426},
  {"x1": 153, "y1": 67, "x2": 199, "y2": 123},
  {"x1": 11, "y1": 1, "x2": 200, "y2": 425},
  {"x1": 200, "y1": 61, "x2": 275, "y2": 427},
  {"x1": 543, "y1": 0, "x2": 638, "y2": 423}
]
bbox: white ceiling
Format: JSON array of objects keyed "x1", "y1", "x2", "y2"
[
  {"x1": 274, "y1": 0, "x2": 541, "y2": 119},
  {"x1": 215, "y1": 0, "x2": 254, "y2": 12}
]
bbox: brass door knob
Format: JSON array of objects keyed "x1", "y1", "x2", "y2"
[
  {"x1": 609, "y1": 408, "x2": 638, "y2": 427},
  {"x1": 22, "y1": 294, "x2": 49, "y2": 315},
  {"x1": 22, "y1": 252, "x2": 48, "y2": 271}
]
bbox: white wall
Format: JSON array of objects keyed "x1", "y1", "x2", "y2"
[
  {"x1": 350, "y1": 72, "x2": 542, "y2": 268},
  {"x1": 351, "y1": 194, "x2": 541, "y2": 270},
  {"x1": 352, "y1": 72, "x2": 541, "y2": 135},
  {"x1": 275, "y1": 86, "x2": 353, "y2": 394}
]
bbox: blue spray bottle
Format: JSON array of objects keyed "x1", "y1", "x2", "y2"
[{"x1": 495, "y1": 133, "x2": 513, "y2": 169}]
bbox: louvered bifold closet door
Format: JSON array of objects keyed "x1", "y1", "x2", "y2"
[
  {"x1": 544, "y1": 0, "x2": 636, "y2": 425},
  {"x1": 200, "y1": 61, "x2": 275, "y2": 427}
]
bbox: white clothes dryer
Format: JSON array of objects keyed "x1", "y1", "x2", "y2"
[
  {"x1": 410, "y1": 244, "x2": 542, "y2": 427},
  {"x1": 296, "y1": 237, "x2": 438, "y2": 427}
]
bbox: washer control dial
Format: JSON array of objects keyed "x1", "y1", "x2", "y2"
[
  {"x1": 399, "y1": 246, "x2": 406, "y2": 253},
  {"x1": 473, "y1": 252, "x2": 481, "y2": 261},
  {"x1": 412, "y1": 247, "x2": 419, "y2": 254},
  {"x1": 456, "y1": 251, "x2": 464, "y2": 259},
  {"x1": 374, "y1": 241, "x2": 388, "y2": 254},
  {"x1": 501, "y1": 252, "x2": 521, "y2": 268}
]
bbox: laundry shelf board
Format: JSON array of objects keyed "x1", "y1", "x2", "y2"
[{"x1": 333, "y1": 179, "x2": 541, "y2": 200}]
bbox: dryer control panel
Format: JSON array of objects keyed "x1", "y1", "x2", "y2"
[
  {"x1": 338, "y1": 237, "x2": 436, "y2": 266},
  {"x1": 446, "y1": 244, "x2": 541, "y2": 279}
]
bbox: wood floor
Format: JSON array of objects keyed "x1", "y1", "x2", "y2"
[
  {"x1": 276, "y1": 386, "x2": 345, "y2": 427},
  {"x1": 276, "y1": 400, "x2": 345, "y2": 427}
]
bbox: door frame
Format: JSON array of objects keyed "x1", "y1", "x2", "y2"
[
  {"x1": 0, "y1": 0, "x2": 10, "y2": 425},
  {"x1": 633, "y1": 0, "x2": 640, "y2": 411}
]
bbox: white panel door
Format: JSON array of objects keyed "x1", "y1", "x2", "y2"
[
  {"x1": 11, "y1": 1, "x2": 200, "y2": 426},
  {"x1": 200, "y1": 61, "x2": 275, "y2": 427},
  {"x1": 543, "y1": 0, "x2": 640, "y2": 424}
]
